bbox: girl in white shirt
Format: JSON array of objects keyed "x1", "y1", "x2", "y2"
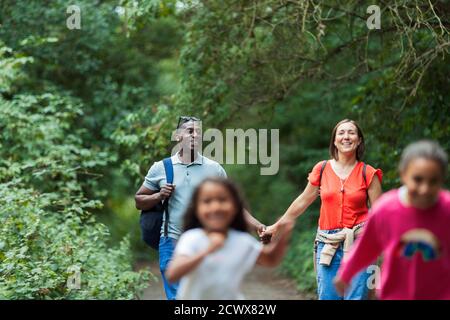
[{"x1": 165, "y1": 177, "x2": 294, "y2": 300}]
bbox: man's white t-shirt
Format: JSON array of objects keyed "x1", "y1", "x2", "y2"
[{"x1": 175, "y1": 228, "x2": 263, "y2": 300}]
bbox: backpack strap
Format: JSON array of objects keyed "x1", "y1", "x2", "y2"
[
  {"x1": 162, "y1": 157, "x2": 173, "y2": 237},
  {"x1": 319, "y1": 160, "x2": 328, "y2": 188},
  {"x1": 163, "y1": 157, "x2": 174, "y2": 184},
  {"x1": 362, "y1": 162, "x2": 367, "y2": 186}
]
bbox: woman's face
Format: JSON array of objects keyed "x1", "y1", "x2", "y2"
[
  {"x1": 196, "y1": 182, "x2": 237, "y2": 232},
  {"x1": 401, "y1": 158, "x2": 443, "y2": 209},
  {"x1": 334, "y1": 122, "x2": 361, "y2": 157}
]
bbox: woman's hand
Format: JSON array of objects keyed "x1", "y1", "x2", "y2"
[
  {"x1": 333, "y1": 276, "x2": 349, "y2": 297},
  {"x1": 256, "y1": 220, "x2": 294, "y2": 267},
  {"x1": 261, "y1": 223, "x2": 278, "y2": 241},
  {"x1": 206, "y1": 232, "x2": 226, "y2": 253},
  {"x1": 257, "y1": 225, "x2": 272, "y2": 244}
]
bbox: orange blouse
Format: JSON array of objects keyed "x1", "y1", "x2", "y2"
[{"x1": 308, "y1": 161, "x2": 382, "y2": 230}]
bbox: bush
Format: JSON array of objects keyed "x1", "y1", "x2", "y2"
[
  {"x1": 280, "y1": 226, "x2": 317, "y2": 297},
  {"x1": 0, "y1": 183, "x2": 149, "y2": 299},
  {"x1": 0, "y1": 43, "x2": 150, "y2": 299}
]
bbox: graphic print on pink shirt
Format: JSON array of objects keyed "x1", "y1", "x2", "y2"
[{"x1": 396, "y1": 228, "x2": 441, "y2": 262}]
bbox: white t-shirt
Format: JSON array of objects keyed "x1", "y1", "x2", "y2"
[{"x1": 175, "y1": 228, "x2": 263, "y2": 300}]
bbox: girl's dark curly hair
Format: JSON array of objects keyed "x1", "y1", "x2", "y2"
[{"x1": 182, "y1": 177, "x2": 249, "y2": 233}]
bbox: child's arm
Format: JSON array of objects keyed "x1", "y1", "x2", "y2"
[
  {"x1": 256, "y1": 220, "x2": 294, "y2": 267},
  {"x1": 165, "y1": 232, "x2": 225, "y2": 283},
  {"x1": 334, "y1": 213, "x2": 384, "y2": 295}
]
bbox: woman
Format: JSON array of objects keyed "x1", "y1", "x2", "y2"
[{"x1": 263, "y1": 119, "x2": 383, "y2": 300}]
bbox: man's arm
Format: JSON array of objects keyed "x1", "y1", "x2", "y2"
[{"x1": 135, "y1": 184, "x2": 175, "y2": 211}]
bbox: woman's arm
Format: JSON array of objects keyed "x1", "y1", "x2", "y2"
[
  {"x1": 257, "y1": 221, "x2": 294, "y2": 267},
  {"x1": 165, "y1": 232, "x2": 225, "y2": 283},
  {"x1": 264, "y1": 182, "x2": 319, "y2": 237},
  {"x1": 279, "y1": 182, "x2": 319, "y2": 222},
  {"x1": 367, "y1": 175, "x2": 382, "y2": 208}
]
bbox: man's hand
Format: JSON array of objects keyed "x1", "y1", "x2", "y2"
[{"x1": 159, "y1": 183, "x2": 175, "y2": 200}]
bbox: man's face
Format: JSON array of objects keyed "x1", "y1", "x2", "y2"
[{"x1": 177, "y1": 120, "x2": 202, "y2": 152}]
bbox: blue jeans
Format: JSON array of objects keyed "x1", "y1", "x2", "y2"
[
  {"x1": 159, "y1": 236, "x2": 179, "y2": 300},
  {"x1": 315, "y1": 230, "x2": 370, "y2": 300}
]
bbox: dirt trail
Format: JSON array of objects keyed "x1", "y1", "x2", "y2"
[{"x1": 135, "y1": 261, "x2": 312, "y2": 300}]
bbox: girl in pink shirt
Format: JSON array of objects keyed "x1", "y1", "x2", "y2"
[{"x1": 335, "y1": 140, "x2": 450, "y2": 300}]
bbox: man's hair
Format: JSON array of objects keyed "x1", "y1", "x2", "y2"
[{"x1": 177, "y1": 116, "x2": 201, "y2": 129}]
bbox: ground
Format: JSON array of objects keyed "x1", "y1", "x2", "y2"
[{"x1": 135, "y1": 261, "x2": 312, "y2": 300}]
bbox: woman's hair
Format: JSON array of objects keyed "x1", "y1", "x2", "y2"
[
  {"x1": 399, "y1": 140, "x2": 448, "y2": 176},
  {"x1": 182, "y1": 177, "x2": 249, "y2": 233},
  {"x1": 329, "y1": 119, "x2": 366, "y2": 161}
]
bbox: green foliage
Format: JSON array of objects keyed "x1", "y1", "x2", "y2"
[
  {"x1": 0, "y1": 41, "x2": 149, "y2": 299},
  {"x1": 280, "y1": 226, "x2": 317, "y2": 298},
  {"x1": 98, "y1": 195, "x2": 154, "y2": 261},
  {"x1": 1, "y1": 0, "x2": 183, "y2": 274},
  {"x1": 0, "y1": 91, "x2": 111, "y2": 197},
  {"x1": 0, "y1": 184, "x2": 148, "y2": 299}
]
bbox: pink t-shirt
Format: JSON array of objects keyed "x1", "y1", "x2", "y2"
[{"x1": 338, "y1": 188, "x2": 450, "y2": 300}]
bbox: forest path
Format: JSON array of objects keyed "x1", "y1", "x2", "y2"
[{"x1": 135, "y1": 261, "x2": 312, "y2": 300}]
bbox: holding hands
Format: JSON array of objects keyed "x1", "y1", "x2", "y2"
[
  {"x1": 255, "y1": 219, "x2": 295, "y2": 267},
  {"x1": 260, "y1": 218, "x2": 293, "y2": 242},
  {"x1": 257, "y1": 225, "x2": 272, "y2": 244}
]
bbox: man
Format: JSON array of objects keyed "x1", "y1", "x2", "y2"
[{"x1": 135, "y1": 116, "x2": 266, "y2": 300}]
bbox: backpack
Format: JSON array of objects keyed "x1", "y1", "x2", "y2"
[
  {"x1": 319, "y1": 160, "x2": 369, "y2": 205},
  {"x1": 139, "y1": 157, "x2": 173, "y2": 250}
]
